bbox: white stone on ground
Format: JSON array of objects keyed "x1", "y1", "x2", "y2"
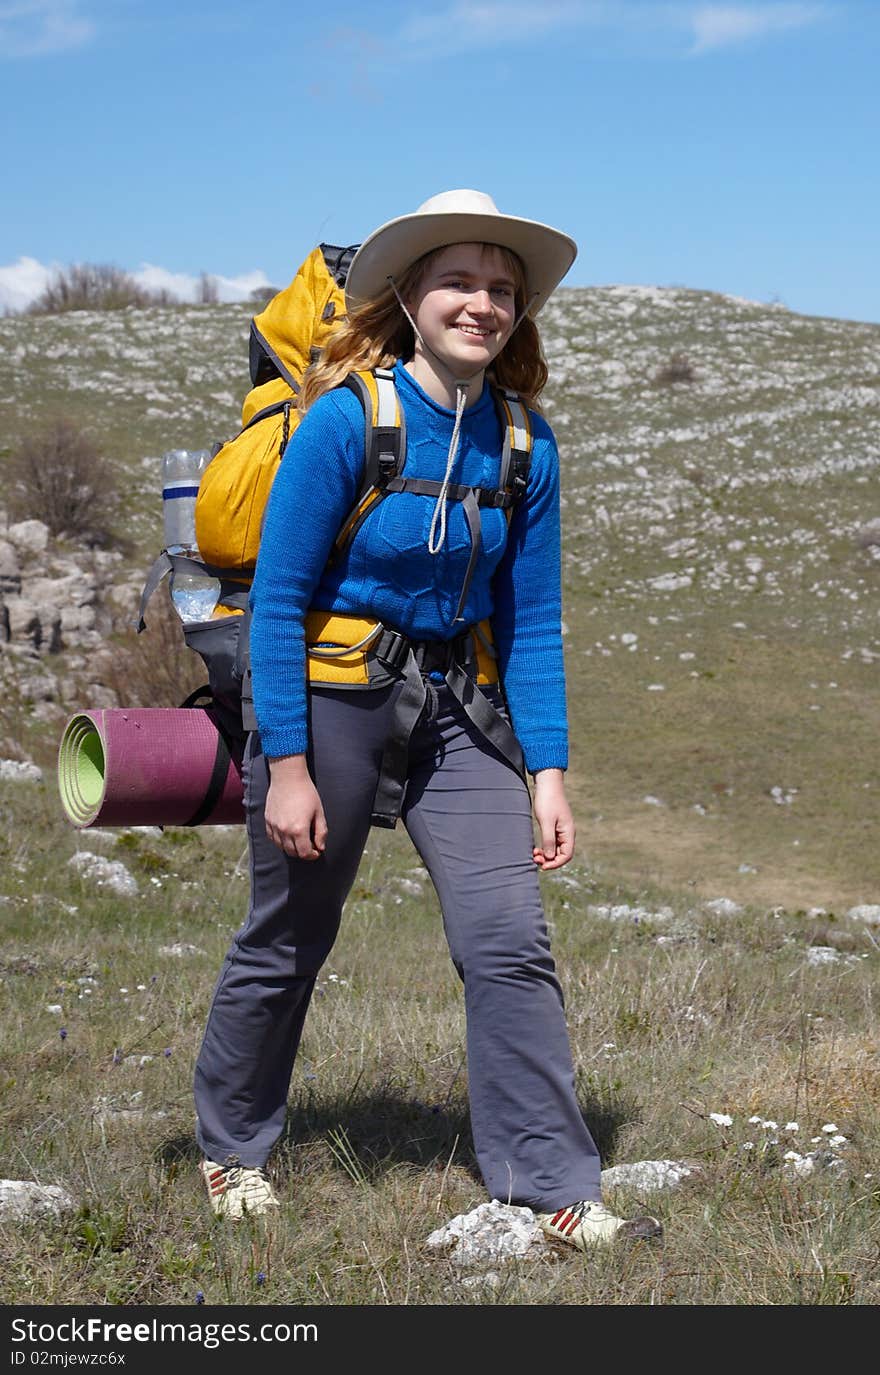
[
  {"x1": 588, "y1": 903, "x2": 673, "y2": 924},
  {"x1": 0, "y1": 759, "x2": 43, "y2": 782},
  {"x1": 806, "y1": 946, "x2": 841, "y2": 966},
  {"x1": 0, "y1": 1180, "x2": 75, "y2": 1221},
  {"x1": 426, "y1": 1201, "x2": 545, "y2": 1268},
  {"x1": 846, "y1": 904, "x2": 880, "y2": 925},
  {"x1": 67, "y1": 852, "x2": 138, "y2": 897},
  {"x1": 600, "y1": 1159, "x2": 698, "y2": 1192},
  {"x1": 705, "y1": 897, "x2": 743, "y2": 917}
]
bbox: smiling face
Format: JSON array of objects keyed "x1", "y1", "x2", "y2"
[{"x1": 406, "y1": 242, "x2": 520, "y2": 384}]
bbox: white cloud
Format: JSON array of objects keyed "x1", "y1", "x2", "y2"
[
  {"x1": 0, "y1": 1, "x2": 95, "y2": 59},
  {"x1": 398, "y1": 0, "x2": 596, "y2": 52},
  {"x1": 131, "y1": 264, "x2": 272, "y2": 305},
  {"x1": 0, "y1": 255, "x2": 56, "y2": 312},
  {"x1": 689, "y1": 3, "x2": 825, "y2": 53},
  {"x1": 0, "y1": 258, "x2": 273, "y2": 312},
  {"x1": 374, "y1": 0, "x2": 825, "y2": 62}
]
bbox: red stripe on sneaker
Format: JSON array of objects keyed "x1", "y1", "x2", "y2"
[
  {"x1": 551, "y1": 1208, "x2": 567, "y2": 1227},
  {"x1": 564, "y1": 1212, "x2": 581, "y2": 1236}
]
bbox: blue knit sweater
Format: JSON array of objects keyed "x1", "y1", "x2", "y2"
[{"x1": 249, "y1": 360, "x2": 568, "y2": 773}]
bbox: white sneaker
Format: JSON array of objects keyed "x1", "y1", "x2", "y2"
[
  {"x1": 537, "y1": 1200, "x2": 662, "y2": 1251},
  {"x1": 200, "y1": 1159, "x2": 280, "y2": 1219}
]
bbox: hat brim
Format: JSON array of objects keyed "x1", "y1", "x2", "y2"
[{"x1": 345, "y1": 209, "x2": 577, "y2": 318}]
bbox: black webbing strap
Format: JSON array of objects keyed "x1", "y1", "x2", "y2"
[
  {"x1": 383, "y1": 475, "x2": 514, "y2": 508},
  {"x1": 444, "y1": 657, "x2": 524, "y2": 777},
  {"x1": 367, "y1": 627, "x2": 524, "y2": 828},
  {"x1": 453, "y1": 489, "x2": 483, "y2": 623},
  {"x1": 369, "y1": 649, "x2": 428, "y2": 828},
  {"x1": 178, "y1": 690, "x2": 239, "y2": 827}
]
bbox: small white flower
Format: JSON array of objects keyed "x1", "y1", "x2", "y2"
[
  {"x1": 748, "y1": 1115, "x2": 763, "y2": 1125},
  {"x1": 784, "y1": 1122, "x2": 799, "y2": 1133},
  {"x1": 741, "y1": 1141, "x2": 755, "y2": 1151},
  {"x1": 828, "y1": 1135, "x2": 848, "y2": 1148},
  {"x1": 821, "y1": 1123, "x2": 839, "y2": 1134},
  {"x1": 761, "y1": 1120, "x2": 779, "y2": 1131},
  {"x1": 811, "y1": 1136, "x2": 823, "y2": 1144},
  {"x1": 709, "y1": 1112, "x2": 733, "y2": 1127},
  {"x1": 783, "y1": 1150, "x2": 803, "y2": 1162}
]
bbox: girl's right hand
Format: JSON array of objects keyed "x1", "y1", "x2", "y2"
[{"x1": 264, "y1": 754, "x2": 328, "y2": 860}]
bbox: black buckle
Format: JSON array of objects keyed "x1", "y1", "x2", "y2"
[
  {"x1": 376, "y1": 450, "x2": 398, "y2": 486},
  {"x1": 374, "y1": 628, "x2": 411, "y2": 671},
  {"x1": 412, "y1": 640, "x2": 452, "y2": 675}
]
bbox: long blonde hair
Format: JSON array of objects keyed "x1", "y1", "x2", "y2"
[{"x1": 299, "y1": 244, "x2": 549, "y2": 413}]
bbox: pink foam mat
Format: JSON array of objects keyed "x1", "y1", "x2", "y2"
[{"x1": 58, "y1": 708, "x2": 245, "y2": 828}]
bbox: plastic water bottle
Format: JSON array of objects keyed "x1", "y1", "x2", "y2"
[{"x1": 161, "y1": 449, "x2": 221, "y2": 623}]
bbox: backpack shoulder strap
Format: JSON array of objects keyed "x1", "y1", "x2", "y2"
[
  {"x1": 333, "y1": 367, "x2": 406, "y2": 558},
  {"x1": 491, "y1": 386, "x2": 533, "y2": 511}
]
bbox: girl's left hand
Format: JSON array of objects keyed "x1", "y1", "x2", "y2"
[{"x1": 532, "y1": 768, "x2": 576, "y2": 870}]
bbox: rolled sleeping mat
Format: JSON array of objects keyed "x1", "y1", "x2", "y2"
[{"x1": 58, "y1": 708, "x2": 244, "y2": 828}]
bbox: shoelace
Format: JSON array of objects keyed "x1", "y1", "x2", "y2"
[
  {"x1": 213, "y1": 1164, "x2": 270, "y2": 1194},
  {"x1": 548, "y1": 1200, "x2": 604, "y2": 1236}
]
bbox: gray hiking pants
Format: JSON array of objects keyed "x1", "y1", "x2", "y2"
[{"x1": 193, "y1": 680, "x2": 602, "y2": 1211}]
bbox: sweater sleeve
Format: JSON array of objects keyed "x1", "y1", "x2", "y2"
[
  {"x1": 248, "y1": 388, "x2": 364, "y2": 758},
  {"x1": 491, "y1": 417, "x2": 569, "y2": 773}
]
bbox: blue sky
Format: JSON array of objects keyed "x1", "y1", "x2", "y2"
[{"x1": 1, "y1": 0, "x2": 878, "y2": 322}]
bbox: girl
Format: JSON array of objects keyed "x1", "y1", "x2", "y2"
[{"x1": 194, "y1": 190, "x2": 661, "y2": 1251}]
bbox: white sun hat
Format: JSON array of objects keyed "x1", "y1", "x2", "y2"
[{"x1": 345, "y1": 188, "x2": 577, "y2": 317}]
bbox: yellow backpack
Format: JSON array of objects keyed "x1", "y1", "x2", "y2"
[{"x1": 194, "y1": 244, "x2": 352, "y2": 579}]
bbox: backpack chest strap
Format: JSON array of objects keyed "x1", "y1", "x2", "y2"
[{"x1": 383, "y1": 475, "x2": 517, "y2": 508}]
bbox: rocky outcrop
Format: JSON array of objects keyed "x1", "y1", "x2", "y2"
[{"x1": 0, "y1": 511, "x2": 129, "y2": 716}]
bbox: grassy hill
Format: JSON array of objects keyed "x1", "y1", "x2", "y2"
[{"x1": 2, "y1": 287, "x2": 878, "y2": 906}]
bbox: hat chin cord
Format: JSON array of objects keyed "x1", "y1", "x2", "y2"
[{"x1": 388, "y1": 276, "x2": 537, "y2": 557}]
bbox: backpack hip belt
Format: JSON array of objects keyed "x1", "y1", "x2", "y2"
[{"x1": 299, "y1": 609, "x2": 524, "y2": 829}]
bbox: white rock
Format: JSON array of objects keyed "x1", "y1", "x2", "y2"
[
  {"x1": 68, "y1": 852, "x2": 138, "y2": 897},
  {"x1": 649, "y1": 573, "x2": 692, "y2": 592},
  {"x1": 457, "y1": 1271, "x2": 502, "y2": 1291},
  {"x1": 642, "y1": 794, "x2": 665, "y2": 807},
  {"x1": 806, "y1": 946, "x2": 841, "y2": 966},
  {"x1": 6, "y1": 520, "x2": 50, "y2": 554},
  {"x1": 705, "y1": 897, "x2": 742, "y2": 917},
  {"x1": 0, "y1": 759, "x2": 43, "y2": 782},
  {"x1": 846, "y1": 904, "x2": 880, "y2": 925},
  {"x1": 92, "y1": 1093, "x2": 168, "y2": 1128},
  {"x1": 601, "y1": 1159, "x2": 698, "y2": 1192},
  {"x1": 390, "y1": 876, "x2": 425, "y2": 897},
  {"x1": 0, "y1": 538, "x2": 20, "y2": 586},
  {"x1": 426, "y1": 1201, "x2": 545, "y2": 1268},
  {"x1": 589, "y1": 902, "x2": 673, "y2": 924},
  {"x1": 0, "y1": 1180, "x2": 76, "y2": 1220}
]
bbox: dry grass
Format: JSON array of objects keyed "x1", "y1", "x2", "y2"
[{"x1": 0, "y1": 779, "x2": 877, "y2": 1307}]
